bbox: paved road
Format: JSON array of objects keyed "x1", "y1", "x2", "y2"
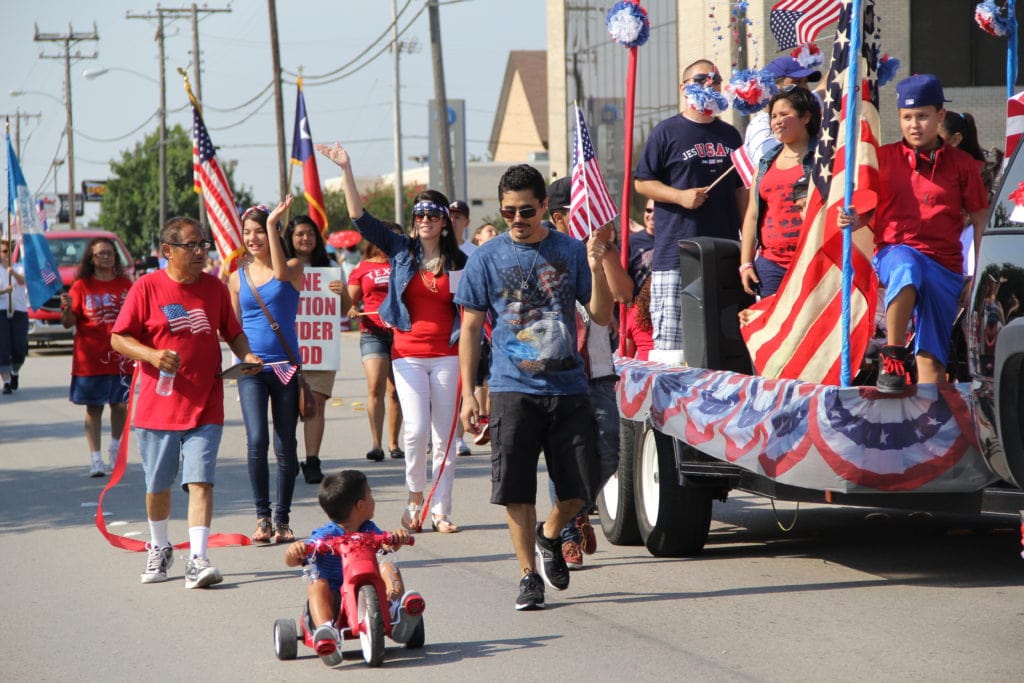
[{"x1": 2, "y1": 333, "x2": 1023, "y2": 681}]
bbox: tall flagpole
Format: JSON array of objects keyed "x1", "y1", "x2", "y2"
[
  {"x1": 1008, "y1": 1, "x2": 1018, "y2": 100},
  {"x1": 4, "y1": 119, "x2": 13, "y2": 313},
  {"x1": 840, "y1": 0, "x2": 864, "y2": 387}
]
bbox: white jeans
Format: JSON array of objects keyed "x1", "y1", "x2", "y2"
[{"x1": 391, "y1": 355, "x2": 460, "y2": 517}]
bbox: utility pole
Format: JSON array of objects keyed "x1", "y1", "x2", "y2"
[
  {"x1": 392, "y1": 0, "x2": 405, "y2": 224},
  {"x1": 427, "y1": 0, "x2": 454, "y2": 199},
  {"x1": 128, "y1": 5, "x2": 230, "y2": 233},
  {"x1": 35, "y1": 23, "x2": 99, "y2": 231},
  {"x1": 267, "y1": 0, "x2": 287, "y2": 199},
  {"x1": 0, "y1": 111, "x2": 43, "y2": 158}
]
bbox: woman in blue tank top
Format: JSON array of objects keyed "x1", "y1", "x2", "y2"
[{"x1": 228, "y1": 197, "x2": 305, "y2": 545}]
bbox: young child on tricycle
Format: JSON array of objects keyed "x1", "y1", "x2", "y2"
[{"x1": 276, "y1": 469, "x2": 425, "y2": 667}]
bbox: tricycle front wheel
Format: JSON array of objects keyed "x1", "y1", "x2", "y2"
[
  {"x1": 273, "y1": 618, "x2": 298, "y2": 660},
  {"x1": 357, "y1": 585, "x2": 385, "y2": 666}
]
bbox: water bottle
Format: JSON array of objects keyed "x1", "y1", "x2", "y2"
[{"x1": 155, "y1": 370, "x2": 175, "y2": 397}]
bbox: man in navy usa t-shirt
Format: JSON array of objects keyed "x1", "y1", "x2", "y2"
[{"x1": 634, "y1": 58, "x2": 748, "y2": 354}]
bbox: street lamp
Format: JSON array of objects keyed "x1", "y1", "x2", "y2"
[{"x1": 83, "y1": 64, "x2": 166, "y2": 232}]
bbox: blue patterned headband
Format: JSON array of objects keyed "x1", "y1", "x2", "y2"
[{"x1": 413, "y1": 201, "x2": 449, "y2": 217}]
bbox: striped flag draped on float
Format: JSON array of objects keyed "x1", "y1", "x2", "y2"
[
  {"x1": 290, "y1": 77, "x2": 328, "y2": 234},
  {"x1": 569, "y1": 103, "x2": 618, "y2": 240},
  {"x1": 740, "y1": 0, "x2": 880, "y2": 385},
  {"x1": 770, "y1": 0, "x2": 842, "y2": 50},
  {"x1": 187, "y1": 83, "x2": 245, "y2": 272},
  {"x1": 6, "y1": 133, "x2": 62, "y2": 308}
]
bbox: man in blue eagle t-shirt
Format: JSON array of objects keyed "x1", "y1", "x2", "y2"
[
  {"x1": 455, "y1": 164, "x2": 613, "y2": 612},
  {"x1": 634, "y1": 58, "x2": 748, "y2": 355}
]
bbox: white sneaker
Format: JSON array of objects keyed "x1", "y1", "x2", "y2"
[
  {"x1": 107, "y1": 449, "x2": 118, "y2": 473},
  {"x1": 184, "y1": 556, "x2": 223, "y2": 589},
  {"x1": 89, "y1": 454, "x2": 105, "y2": 478},
  {"x1": 455, "y1": 437, "x2": 471, "y2": 456},
  {"x1": 140, "y1": 543, "x2": 174, "y2": 583}
]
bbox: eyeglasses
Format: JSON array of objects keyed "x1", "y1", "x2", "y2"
[
  {"x1": 92, "y1": 251, "x2": 115, "y2": 258},
  {"x1": 687, "y1": 72, "x2": 722, "y2": 86},
  {"x1": 499, "y1": 206, "x2": 539, "y2": 220},
  {"x1": 165, "y1": 240, "x2": 214, "y2": 252},
  {"x1": 413, "y1": 210, "x2": 445, "y2": 221}
]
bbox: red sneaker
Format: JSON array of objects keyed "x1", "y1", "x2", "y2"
[
  {"x1": 562, "y1": 540, "x2": 583, "y2": 570},
  {"x1": 576, "y1": 514, "x2": 597, "y2": 555}
]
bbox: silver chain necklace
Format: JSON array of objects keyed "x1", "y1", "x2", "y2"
[{"x1": 509, "y1": 233, "x2": 543, "y2": 291}]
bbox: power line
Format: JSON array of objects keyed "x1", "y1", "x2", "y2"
[
  {"x1": 73, "y1": 110, "x2": 159, "y2": 142},
  {"x1": 283, "y1": 0, "x2": 415, "y2": 81}
]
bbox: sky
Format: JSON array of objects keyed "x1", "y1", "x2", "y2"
[{"x1": 1, "y1": 0, "x2": 547, "y2": 220}]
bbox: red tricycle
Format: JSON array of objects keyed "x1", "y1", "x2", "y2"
[{"x1": 273, "y1": 532, "x2": 426, "y2": 667}]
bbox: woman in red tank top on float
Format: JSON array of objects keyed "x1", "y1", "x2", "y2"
[{"x1": 739, "y1": 86, "x2": 821, "y2": 299}]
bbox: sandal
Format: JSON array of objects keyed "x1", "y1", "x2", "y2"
[
  {"x1": 401, "y1": 504, "x2": 422, "y2": 532},
  {"x1": 252, "y1": 517, "x2": 273, "y2": 543},
  {"x1": 431, "y1": 516, "x2": 459, "y2": 534},
  {"x1": 273, "y1": 523, "x2": 295, "y2": 544}
]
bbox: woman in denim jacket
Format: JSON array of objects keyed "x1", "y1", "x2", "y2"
[
  {"x1": 317, "y1": 142, "x2": 467, "y2": 534},
  {"x1": 739, "y1": 86, "x2": 820, "y2": 298}
]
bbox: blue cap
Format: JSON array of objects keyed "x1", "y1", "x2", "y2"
[
  {"x1": 896, "y1": 74, "x2": 950, "y2": 109},
  {"x1": 764, "y1": 56, "x2": 821, "y2": 83}
]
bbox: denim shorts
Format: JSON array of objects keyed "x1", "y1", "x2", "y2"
[
  {"x1": 360, "y1": 330, "x2": 393, "y2": 361},
  {"x1": 69, "y1": 374, "x2": 130, "y2": 406},
  {"x1": 874, "y1": 244, "x2": 963, "y2": 366},
  {"x1": 136, "y1": 423, "x2": 222, "y2": 494}
]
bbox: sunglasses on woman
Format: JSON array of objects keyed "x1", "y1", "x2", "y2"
[
  {"x1": 499, "y1": 206, "x2": 539, "y2": 220},
  {"x1": 413, "y1": 210, "x2": 445, "y2": 220}
]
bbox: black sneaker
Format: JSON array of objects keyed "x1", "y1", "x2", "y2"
[
  {"x1": 534, "y1": 523, "x2": 570, "y2": 591},
  {"x1": 877, "y1": 345, "x2": 909, "y2": 394},
  {"x1": 301, "y1": 457, "x2": 324, "y2": 484},
  {"x1": 9, "y1": 374, "x2": 18, "y2": 390},
  {"x1": 515, "y1": 571, "x2": 545, "y2": 611}
]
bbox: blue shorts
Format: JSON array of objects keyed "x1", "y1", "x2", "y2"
[
  {"x1": 69, "y1": 375, "x2": 130, "y2": 406},
  {"x1": 874, "y1": 244, "x2": 963, "y2": 366},
  {"x1": 359, "y1": 330, "x2": 393, "y2": 361},
  {"x1": 753, "y1": 255, "x2": 788, "y2": 298},
  {"x1": 136, "y1": 423, "x2": 222, "y2": 494}
]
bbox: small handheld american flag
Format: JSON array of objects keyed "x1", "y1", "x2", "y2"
[{"x1": 569, "y1": 103, "x2": 618, "y2": 240}]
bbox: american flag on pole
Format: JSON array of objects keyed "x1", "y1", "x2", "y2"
[
  {"x1": 269, "y1": 361, "x2": 298, "y2": 386},
  {"x1": 730, "y1": 145, "x2": 756, "y2": 188},
  {"x1": 290, "y1": 77, "x2": 328, "y2": 234},
  {"x1": 569, "y1": 103, "x2": 618, "y2": 240},
  {"x1": 191, "y1": 97, "x2": 246, "y2": 272},
  {"x1": 36, "y1": 199, "x2": 49, "y2": 232},
  {"x1": 160, "y1": 303, "x2": 213, "y2": 335},
  {"x1": 1006, "y1": 91, "x2": 1024, "y2": 160},
  {"x1": 741, "y1": 0, "x2": 880, "y2": 385},
  {"x1": 770, "y1": 0, "x2": 842, "y2": 50}
]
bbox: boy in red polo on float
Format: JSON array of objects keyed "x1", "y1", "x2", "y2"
[{"x1": 845, "y1": 74, "x2": 988, "y2": 393}]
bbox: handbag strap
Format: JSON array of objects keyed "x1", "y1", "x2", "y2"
[{"x1": 242, "y1": 266, "x2": 302, "y2": 369}]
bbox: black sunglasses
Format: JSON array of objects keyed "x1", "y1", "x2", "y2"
[
  {"x1": 499, "y1": 206, "x2": 539, "y2": 220},
  {"x1": 413, "y1": 210, "x2": 444, "y2": 220},
  {"x1": 644, "y1": 208, "x2": 654, "y2": 214},
  {"x1": 166, "y1": 239, "x2": 214, "y2": 252},
  {"x1": 688, "y1": 72, "x2": 722, "y2": 86}
]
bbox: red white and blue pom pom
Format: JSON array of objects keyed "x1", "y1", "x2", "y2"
[
  {"x1": 725, "y1": 69, "x2": 777, "y2": 116},
  {"x1": 683, "y1": 83, "x2": 730, "y2": 116},
  {"x1": 790, "y1": 43, "x2": 824, "y2": 70},
  {"x1": 975, "y1": 1, "x2": 1012, "y2": 37},
  {"x1": 877, "y1": 53, "x2": 900, "y2": 87},
  {"x1": 606, "y1": 0, "x2": 650, "y2": 48}
]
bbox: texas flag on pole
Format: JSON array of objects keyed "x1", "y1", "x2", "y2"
[
  {"x1": 6, "y1": 134, "x2": 62, "y2": 309},
  {"x1": 291, "y1": 77, "x2": 328, "y2": 234}
]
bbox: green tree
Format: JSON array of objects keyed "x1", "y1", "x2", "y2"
[
  {"x1": 99, "y1": 124, "x2": 253, "y2": 256},
  {"x1": 288, "y1": 182, "x2": 424, "y2": 235}
]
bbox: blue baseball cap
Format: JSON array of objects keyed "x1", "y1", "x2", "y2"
[
  {"x1": 764, "y1": 56, "x2": 821, "y2": 83},
  {"x1": 896, "y1": 74, "x2": 950, "y2": 109}
]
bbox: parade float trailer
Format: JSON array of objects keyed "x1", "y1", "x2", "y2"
[{"x1": 601, "y1": 203, "x2": 1024, "y2": 557}]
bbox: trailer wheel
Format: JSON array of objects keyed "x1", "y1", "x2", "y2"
[
  {"x1": 598, "y1": 418, "x2": 642, "y2": 545},
  {"x1": 634, "y1": 422, "x2": 712, "y2": 557}
]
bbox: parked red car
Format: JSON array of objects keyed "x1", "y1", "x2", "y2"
[{"x1": 12, "y1": 229, "x2": 135, "y2": 344}]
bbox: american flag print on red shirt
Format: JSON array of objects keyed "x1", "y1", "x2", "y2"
[{"x1": 160, "y1": 303, "x2": 212, "y2": 335}]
